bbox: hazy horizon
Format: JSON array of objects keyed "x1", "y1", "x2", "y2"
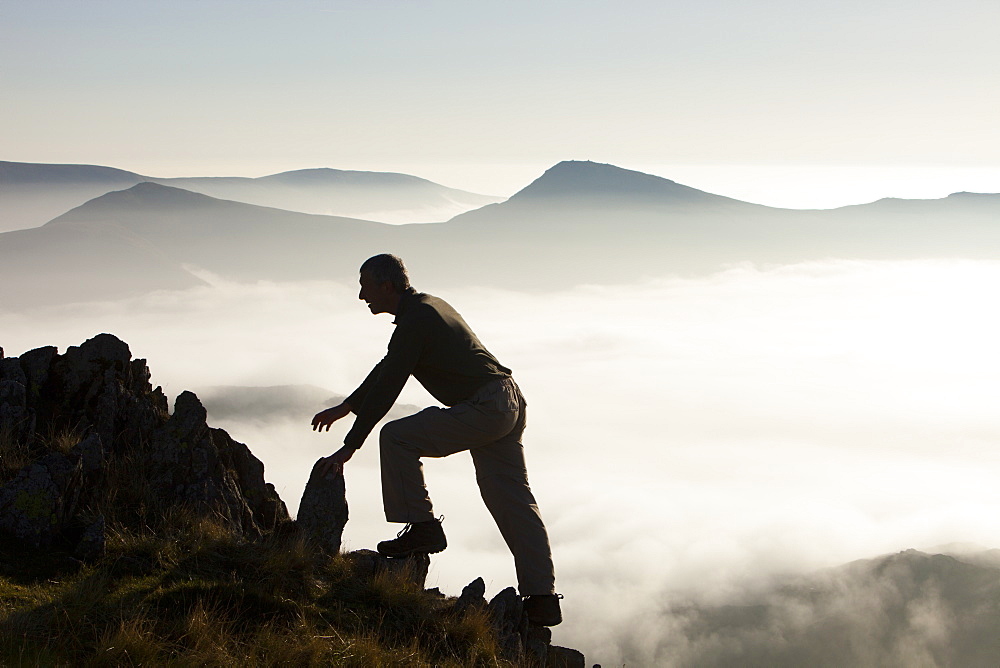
[{"x1": 5, "y1": 158, "x2": 1000, "y2": 212}]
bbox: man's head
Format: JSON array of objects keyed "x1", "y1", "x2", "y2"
[{"x1": 359, "y1": 254, "x2": 410, "y2": 315}]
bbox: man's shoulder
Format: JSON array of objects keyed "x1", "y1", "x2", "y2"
[
  {"x1": 406, "y1": 292, "x2": 453, "y2": 315},
  {"x1": 396, "y1": 292, "x2": 450, "y2": 325}
]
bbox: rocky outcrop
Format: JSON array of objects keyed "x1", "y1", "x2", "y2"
[
  {"x1": 0, "y1": 435, "x2": 99, "y2": 548},
  {"x1": 0, "y1": 334, "x2": 289, "y2": 557},
  {"x1": 147, "y1": 390, "x2": 287, "y2": 535},
  {"x1": 346, "y1": 549, "x2": 431, "y2": 588},
  {"x1": 352, "y1": 561, "x2": 582, "y2": 666}
]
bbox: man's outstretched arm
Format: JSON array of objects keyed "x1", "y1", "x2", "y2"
[{"x1": 312, "y1": 402, "x2": 353, "y2": 431}]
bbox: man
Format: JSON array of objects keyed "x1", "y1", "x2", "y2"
[{"x1": 311, "y1": 254, "x2": 561, "y2": 626}]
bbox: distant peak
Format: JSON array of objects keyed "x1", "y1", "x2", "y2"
[
  {"x1": 510, "y1": 160, "x2": 746, "y2": 206},
  {"x1": 115, "y1": 181, "x2": 220, "y2": 202},
  {"x1": 45, "y1": 181, "x2": 228, "y2": 224},
  {"x1": 261, "y1": 167, "x2": 429, "y2": 187},
  {"x1": 946, "y1": 191, "x2": 1000, "y2": 199}
]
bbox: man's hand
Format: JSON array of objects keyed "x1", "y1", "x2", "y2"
[
  {"x1": 312, "y1": 403, "x2": 351, "y2": 431},
  {"x1": 316, "y1": 445, "x2": 357, "y2": 478}
]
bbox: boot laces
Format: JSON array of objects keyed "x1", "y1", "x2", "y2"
[{"x1": 395, "y1": 515, "x2": 444, "y2": 539}]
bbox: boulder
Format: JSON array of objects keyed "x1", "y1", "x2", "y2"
[
  {"x1": 488, "y1": 587, "x2": 525, "y2": 660},
  {"x1": 452, "y1": 578, "x2": 583, "y2": 666},
  {"x1": 453, "y1": 576, "x2": 487, "y2": 615},
  {"x1": 346, "y1": 549, "x2": 431, "y2": 588},
  {"x1": 547, "y1": 645, "x2": 587, "y2": 667},
  {"x1": 0, "y1": 449, "x2": 82, "y2": 547},
  {"x1": 297, "y1": 460, "x2": 349, "y2": 554}
]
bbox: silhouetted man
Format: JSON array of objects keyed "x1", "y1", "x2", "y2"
[{"x1": 311, "y1": 254, "x2": 561, "y2": 626}]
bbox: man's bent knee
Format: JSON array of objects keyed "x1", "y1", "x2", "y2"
[{"x1": 379, "y1": 417, "x2": 410, "y2": 447}]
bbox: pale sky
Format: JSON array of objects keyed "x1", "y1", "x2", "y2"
[{"x1": 2, "y1": 0, "x2": 999, "y2": 205}]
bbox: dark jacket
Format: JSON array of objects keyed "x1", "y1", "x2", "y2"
[{"x1": 343, "y1": 290, "x2": 511, "y2": 449}]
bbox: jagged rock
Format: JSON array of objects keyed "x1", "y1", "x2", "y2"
[
  {"x1": 0, "y1": 449, "x2": 83, "y2": 547},
  {"x1": 1, "y1": 352, "x2": 31, "y2": 441},
  {"x1": 0, "y1": 377, "x2": 34, "y2": 443},
  {"x1": 0, "y1": 334, "x2": 288, "y2": 552},
  {"x1": 0, "y1": 430, "x2": 107, "y2": 557},
  {"x1": 73, "y1": 514, "x2": 106, "y2": 562},
  {"x1": 45, "y1": 335, "x2": 167, "y2": 454},
  {"x1": 470, "y1": 582, "x2": 581, "y2": 665},
  {"x1": 453, "y1": 576, "x2": 487, "y2": 615},
  {"x1": 72, "y1": 433, "x2": 104, "y2": 478},
  {"x1": 148, "y1": 391, "x2": 288, "y2": 536},
  {"x1": 347, "y1": 549, "x2": 431, "y2": 588},
  {"x1": 523, "y1": 624, "x2": 552, "y2": 663},
  {"x1": 18, "y1": 345, "x2": 57, "y2": 405},
  {"x1": 488, "y1": 587, "x2": 525, "y2": 660},
  {"x1": 546, "y1": 645, "x2": 586, "y2": 667},
  {"x1": 297, "y1": 459, "x2": 349, "y2": 554}
]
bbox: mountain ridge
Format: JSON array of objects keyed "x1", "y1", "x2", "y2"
[
  {"x1": 0, "y1": 160, "x2": 502, "y2": 231},
  {"x1": 644, "y1": 547, "x2": 1000, "y2": 666},
  {"x1": 4, "y1": 159, "x2": 1000, "y2": 308}
]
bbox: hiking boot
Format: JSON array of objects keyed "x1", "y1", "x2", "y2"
[
  {"x1": 377, "y1": 518, "x2": 447, "y2": 557},
  {"x1": 523, "y1": 593, "x2": 563, "y2": 626}
]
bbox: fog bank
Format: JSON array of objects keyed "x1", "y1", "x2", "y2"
[{"x1": 3, "y1": 259, "x2": 998, "y2": 665}]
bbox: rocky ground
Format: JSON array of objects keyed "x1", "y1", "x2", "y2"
[{"x1": 0, "y1": 334, "x2": 584, "y2": 666}]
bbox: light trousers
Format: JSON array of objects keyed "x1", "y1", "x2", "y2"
[{"x1": 379, "y1": 377, "x2": 556, "y2": 595}]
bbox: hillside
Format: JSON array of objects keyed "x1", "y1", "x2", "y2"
[
  {"x1": 640, "y1": 548, "x2": 1000, "y2": 666},
  {"x1": 0, "y1": 161, "x2": 145, "y2": 232},
  {"x1": 0, "y1": 335, "x2": 584, "y2": 666}
]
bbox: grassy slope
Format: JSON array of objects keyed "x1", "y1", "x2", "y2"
[{"x1": 0, "y1": 515, "x2": 509, "y2": 667}]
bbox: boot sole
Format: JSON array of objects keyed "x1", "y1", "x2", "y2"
[{"x1": 377, "y1": 543, "x2": 447, "y2": 558}]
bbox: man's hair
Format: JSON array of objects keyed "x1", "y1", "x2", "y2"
[{"x1": 360, "y1": 254, "x2": 411, "y2": 293}]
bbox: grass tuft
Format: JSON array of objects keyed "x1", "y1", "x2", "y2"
[{"x1": 0, "y1": 512, "x2": 521, "y2": 666}]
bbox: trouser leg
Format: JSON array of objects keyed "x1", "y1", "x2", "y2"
[
  {"x1": 379, "y1": 378, "x2": 556, "y2": 594},
  {"x1": 379, "y1": 383, "x2": 519, "y2": 523},
  {"x1": 379, "y1": 416, "x2": 438, "y2": 523},
  {"x1": 471, "y1": 432, "x2": 557, "y2": 595}
]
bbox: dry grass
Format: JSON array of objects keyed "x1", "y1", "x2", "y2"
[
  {"x1": 1, "y1": 423, "x2": 84, "y2": 484},
  {"x1": 0, "y1": 424, "x2": 32, "y2": 484},
  {"x1": 0, "y1": 512, "x2": 519, "y2": 667}
]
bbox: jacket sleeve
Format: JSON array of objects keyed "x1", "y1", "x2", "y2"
[
  {"x1": 344, "y1": 360, "x2": 383, "y2": 412},
  {"x1": 343, "y1": 318, "x2": 426, "y2": 450}
]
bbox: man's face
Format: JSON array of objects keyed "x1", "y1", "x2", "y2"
[{"x1": 358, "y1": 271, "x2": 396, "y2": 314}]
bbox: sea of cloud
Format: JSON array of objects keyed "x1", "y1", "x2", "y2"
[{"x1": 3, "y1": 258, "x2": 999, "y2": 665}]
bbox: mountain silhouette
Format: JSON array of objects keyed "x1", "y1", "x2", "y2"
[
  {"x1": 30, "y1": 181, "x2": 393, "y2": 289},
  {"x1": 150, "y1": 168, "x2": 501, "y2": 223},
  {"x1": 0, "y1": 161, "x2": 145, "y2": 232},
  {"x1": 0, "y1": 161, "x2": 501, "y2": 232},
  {"x1": 3, "y1": 161, "x2": 1000, "y2": 309},
  {"x1": 508, "y1": 160, "x2": 756, "y2": 208}
]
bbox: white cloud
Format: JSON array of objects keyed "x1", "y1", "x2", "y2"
[{"x1": 4, "y1": 258, "x2": 1000, "y2": 665}]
